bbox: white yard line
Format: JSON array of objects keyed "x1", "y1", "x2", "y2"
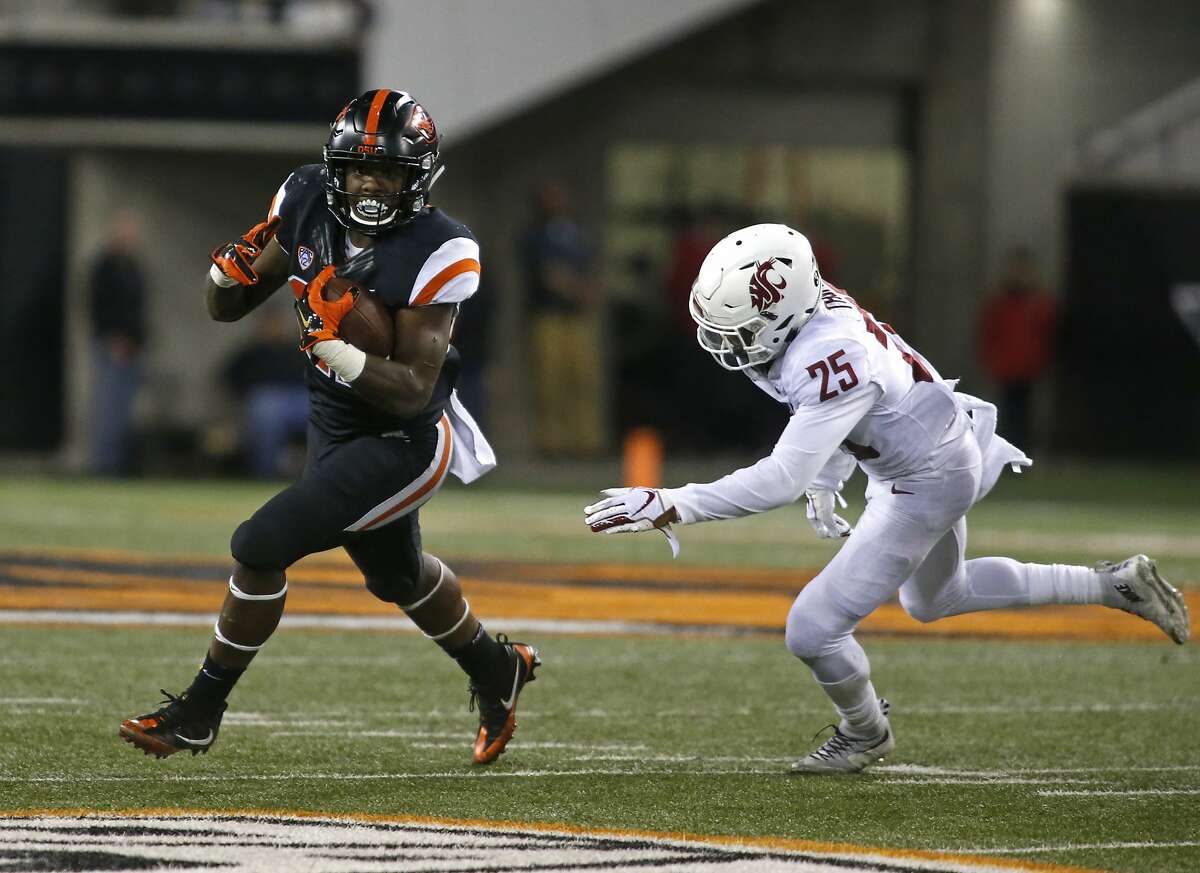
[
  {"x1": 879, "y1": 763, "x2": 1200, "y2": 776},
  {"x1": 964, "y1": 841, "x2": 1200, "y2": 853},
  {"x1": 0, "y1": 767, "x2": 774, "y2": 783},
  {"x1": 1035, "y1": 788, "x2": 1200, "y2": 797},
  {"x1": 904, "y1": 702, "x2": 1199, "y2": 714}
]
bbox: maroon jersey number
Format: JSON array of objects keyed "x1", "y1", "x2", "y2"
[{"x1": 806, "y1": 349, "x2": 858, "y2": 402}]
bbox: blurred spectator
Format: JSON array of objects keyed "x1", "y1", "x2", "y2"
[
  {"x1": 521, "y1": 181, "x2": 603, "y2": 457},
  {"x1": 221, "y1": 305, "x2": 307, "y2": 478},
  {"x1": 88, "y1": 209, "x2": 147, "y2": 476},
  {"x1": 979, "y1": 245, "x2": 1058, "y2": 451}
]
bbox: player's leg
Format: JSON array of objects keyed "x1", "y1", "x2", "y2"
[
  {"x1": 898, "y1": 512, "x2": 1189, "y2": 644},
  {"x1": 119, "y1": 429, "x2": 374, "y2": 758},
  {"x1": 785, "y1": 462, "x2": 980, "y2": 773},
  {"x1": 347, "y1": 523, "x2": 540, "y2": 765}
]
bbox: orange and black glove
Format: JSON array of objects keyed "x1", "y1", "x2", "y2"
[
  {"x1": 210, "y1": 216, "x2": 281, "y2": 287},
  {"x1": 294, "y1": 248, "x2": 375, "y2": 350}
]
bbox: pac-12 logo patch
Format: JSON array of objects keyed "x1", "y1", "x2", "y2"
[{"x1": 298, "y1": 245, "x2": 314, "y2": 271}]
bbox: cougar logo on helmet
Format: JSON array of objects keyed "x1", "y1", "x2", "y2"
[{"x1": 748, "y1": 258, "x2": 786, "y2": 312}]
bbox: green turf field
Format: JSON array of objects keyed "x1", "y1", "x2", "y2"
[{"x1": 1, "y1": 468, "x2": 1197, "y2": 872}]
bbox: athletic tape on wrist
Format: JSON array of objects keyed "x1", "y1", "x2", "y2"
[
  {"x1": 425, "y1": 598, "x2": 471, "y2": 641},
  {"x1": 213, "y1": 619, "x2": 264, "y2": 652},
  {"x1": 228, "y1": 575, "x2": 287, "y2": 601},
  {"x1": 313, "y1": 339, "x2": 366, "y2": 382},
  {"x1": 208, "y1": 263, "x2": 238, "y2": 288},
  {"x1": 399, "y1": 560, "x2": 445, "y2": 612}
]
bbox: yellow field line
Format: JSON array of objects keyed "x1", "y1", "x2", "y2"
[{"x1": 1, "y1": 549, "x2": 1192, "y2": 641}]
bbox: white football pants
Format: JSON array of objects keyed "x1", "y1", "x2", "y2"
[{"x1": 784, "y1": 423, "x2": 1109, "y2": 737}]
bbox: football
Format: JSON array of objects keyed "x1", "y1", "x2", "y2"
[{"x1": 323, "y1": 277, "x2": 393, "y2": 358}]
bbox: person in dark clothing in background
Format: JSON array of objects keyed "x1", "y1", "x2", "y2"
[
  {"x1": 221, "y1": 305, "x2": 309, "y2": 478},
  {"x1": 88, "y1": 209, "x2": 148, "y2": 476},
  {"x1": 522, "y1": 181, "x2": 603, "y2": 457}
]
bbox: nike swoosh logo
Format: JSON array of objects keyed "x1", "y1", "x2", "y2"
[
  {"x1": 890, "y1": 484, "x2": 914, "y2": 495},
  {"x1": 634, "y1": 491, "x2": 656, "y2": 516},
  {"x1": 174, "y1": 729, "x2": 214, "y2": 747},
  {"x1": 500, "y1": 654, "x2": 524, "y2": 710}
]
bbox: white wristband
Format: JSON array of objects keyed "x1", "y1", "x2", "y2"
[
  {"x1": 313, "y1": 339, "x2": 367, "y2": 382},
  {"x1": 208, "y1": 263, "x2": 238, "y2": 288}
]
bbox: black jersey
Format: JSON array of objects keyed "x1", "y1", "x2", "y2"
[{"x1": 269, "y1": 164, "x2": 481, "y2": 440}]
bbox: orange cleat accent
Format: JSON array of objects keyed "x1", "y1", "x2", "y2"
[{"x1": 471, "y1": 641, "x2": 540, "y2": 765}]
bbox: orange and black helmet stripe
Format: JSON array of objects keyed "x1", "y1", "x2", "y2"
[{"x1": 361, "y1": 89, "x2": 394, "y2": 146}]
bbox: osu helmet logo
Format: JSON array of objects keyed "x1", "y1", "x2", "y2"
[
  {"x1": 748, "y1": 258, "x2": 786, "y2": 312},
  {"x1": 409, "y1": 104, "x2": 437, "y2": 143}
]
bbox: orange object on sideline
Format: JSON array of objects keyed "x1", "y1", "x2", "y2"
[{"x1": 623, "y1": 427, "x2": 663, "y2": 487}]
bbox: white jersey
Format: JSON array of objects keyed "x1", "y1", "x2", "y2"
[
  {"x1": 664, "y1": 285, "x2": 975, "y2": 525},
  {"x1": 748, "y1": 285, "x2": 961, "y2": 482}
]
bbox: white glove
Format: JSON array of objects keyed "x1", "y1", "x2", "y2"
[
  {"x1": 805, "y1": 489, "x2": 852, "y2": 539},
  {"x1": 584, "y1": 487, "x2": 681, "y2": 558}
]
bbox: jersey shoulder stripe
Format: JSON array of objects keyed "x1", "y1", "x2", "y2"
[
  {"x1": 370, "y1": 207, "x2": 479, "y2": 308},
  {"x1": 410, "y1": 237, "x2": 480, "y2": 306}
]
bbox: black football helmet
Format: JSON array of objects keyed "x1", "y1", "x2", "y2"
[{"x1": 323, "y1": 89, "x2": 443, "y2": 235}]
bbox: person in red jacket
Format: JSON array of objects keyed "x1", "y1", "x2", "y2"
[{"x1": 979, "y1": 246, "x2": 1057, "y2": 451}]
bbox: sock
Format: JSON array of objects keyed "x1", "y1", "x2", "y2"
[
  {"x1": 185, "y1": 655, "x2": 245, "y2": 711},
  {"x1": 446, "y1": 625, "x2": 512, "y2": 693},
  {"x1": 820, "y1": 673, "x2": 886, "y2": 739},
  {"x1": 958, "y1": 558, "x2": 1110, "y2": 611},
  {"x1": 803, "y1": 639, "x2": 887, "y2": 740}
]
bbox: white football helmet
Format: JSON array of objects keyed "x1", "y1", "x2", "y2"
[{"x1": 689, "y1": 224, "x2": 822, "y2": 371}]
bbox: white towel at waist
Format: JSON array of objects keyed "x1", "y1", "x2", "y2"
[{"x1": 445, "y1": 389, "x2": 496, "y2": 484}]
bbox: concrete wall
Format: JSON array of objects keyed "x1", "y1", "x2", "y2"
[
  {"x1": 987, "y1": 0, "x2": 1200, "y2": 287},
  {"x1": 53, "y1": 0, "x2": 1200, "y2": 465},
  {"x1": 366, "y1": 0, "x2": 760, "y2": 139},
  {"x1": 63, "y1": 148, "x2": 312, "y2": 468}
]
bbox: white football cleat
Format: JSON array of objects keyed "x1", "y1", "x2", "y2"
[
  {"x1": 1098, "y1": 554, "x2": 1190, "y2": 644},
  {"x1": 791, "y1": 699, "x2": 895, "y2": 775}
]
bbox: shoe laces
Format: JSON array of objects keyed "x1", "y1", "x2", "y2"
[{"x1": 808, "y1": 724, "x2": 854, "y2": 760}]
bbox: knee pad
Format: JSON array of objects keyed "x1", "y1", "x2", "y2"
[
  {"x1": 784, "y1": 612, "x2": 842, "y2": 661},
  {"x1": 898, "y1": 587, "x2": 944, "y2": 624},
  {"x1": 363, "y1": 549, "x2": 424, "y2": 604},
  {"x1": 230, "y1": 516, "x2": 291, "y2": 571}
]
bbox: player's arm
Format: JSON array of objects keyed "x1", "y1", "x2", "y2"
[
  {"x1": 205, "y1": 219, "x2": 290, "y2": 322},
  {"x1": 586, "y1": 341, "x2": 879, "y2": 536},
  {"x1": 661, "y1": 385, "x2": 879, "y2": 524},
  {"x1": 347, "y1": 303, "x2": 456, "y2": 418}
]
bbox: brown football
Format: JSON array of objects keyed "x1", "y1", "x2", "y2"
[{"x1": 322, "y1": 277, "x2": 393, "y2": 358}]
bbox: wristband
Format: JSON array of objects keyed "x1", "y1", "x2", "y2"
[
  {"x1": 312, "y1": 339, "x2": 367, "y2": 382},
  {"x1": 208, "y1": 263, "x2": 238, "y2": 288}
]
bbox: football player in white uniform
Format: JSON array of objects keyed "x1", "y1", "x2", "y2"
[{"x1": 584, "y1": 224, "x2": 1190, "y2": 774}]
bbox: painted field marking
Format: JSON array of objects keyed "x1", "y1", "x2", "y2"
[
  {"x1": 5, "y1": 762, "x2": 1195, "y2": 786},
  {"x1": 266, "y1": 729, "x2": 469, "y2": 739},
  {"x1": 902, "y1": 702, "x2": 1200, "y2": 714},
  {"x1": 0, "y1": 810, "x2": 1109, "y2": 873},
  {"x1": 965, "y1": 841, "x2": 1200, "y2": 854},
  {"x1": 1035, "y1": 788, "x2": 1200, "y2": 797}
]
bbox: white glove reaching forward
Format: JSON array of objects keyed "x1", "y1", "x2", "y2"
[
  {"x1": 805, "y1": 489, "x2": 852, "y2": 539},
  {"x1": 584, "y1": 487, "x2": 681, "y2": 558}
]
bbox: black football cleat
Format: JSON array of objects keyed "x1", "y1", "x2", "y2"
[
  {"x1": 119, "y1": 690, "x2": 226, "y2": 759},
  {"x1": 469, "y1": 635, "x2": 540, "y2": 765}
]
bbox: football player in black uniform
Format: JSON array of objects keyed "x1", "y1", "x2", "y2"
[{"x1": 119, "y1": 89, "x2": 539, "y2": 766}]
